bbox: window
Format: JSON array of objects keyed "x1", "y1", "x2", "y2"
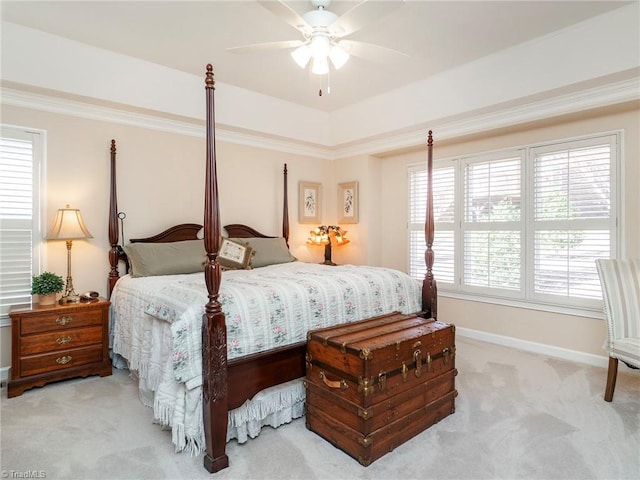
[
  {"x1": 408, "y1": 132, "x2": 619, "y2": 314},
  {"x1": 463, "y1": 154, "x2": 522, "y2": 292},
  {"x1": 0, "y1": 126, "x2": 43, "y2": 324},
  {"x1": 409, "y1": 163, "x2": 456, "y2": 284}
]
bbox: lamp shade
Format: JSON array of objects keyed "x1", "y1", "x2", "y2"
[
  {"x1": 309, "y1": 35, "x2": 331, "y2": 58},
  {"x1": 291, "y1": 31, "x2": 350, "y2": 75},
  {"x1": 329, "y1": 44, "x2": 349, "y2": 70},
  {"x1": 46, "y1": 205, "x2": 93, "y2": 240},
  {"x1": 307, "y1": 225, "x2": 349, "y2": 246},
  {"x1": 307, "y1": 226, "x2": 329, "y2": 245},
  {"x1": 311, "y1": 56, "x2": 329, "y2": 75},
  {"x1": 291, "y1": 45, "x2": 311, "y2": 68}
]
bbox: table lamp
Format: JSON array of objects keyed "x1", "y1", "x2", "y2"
[
  {"x1": 307, "y1": 225, "x2": 349, "y2": 266},
  {"x1": 46, "y1": 204, "x2": 93, "y2": 303}
]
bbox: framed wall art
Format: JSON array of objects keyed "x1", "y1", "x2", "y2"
[
  {"x1": 338, "y1": 181, "x2": 358, "y2": 223},
  {"x1": 299, "y1": 181, "x2": 322, "y2": 223}
]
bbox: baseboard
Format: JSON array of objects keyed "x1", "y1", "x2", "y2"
[
  {"x1": 0, "y1": 366, "x2": 10, "y2": 387},
  {"x1": 456, "y1": 327, "x2": 609, "y2": 369}
]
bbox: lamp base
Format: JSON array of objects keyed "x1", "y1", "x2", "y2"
[
  {"x1": 59, "y1": 294, "x2": 81, "y2": 304},
  {"x1": 322, "y1": 243, "x2": 336, "y2": 266},
  {"x1": 61, "y1": 271, "x2": 80, "y2": 304}
]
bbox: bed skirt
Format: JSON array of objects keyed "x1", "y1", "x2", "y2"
[{"x1": 113, "y1": 353, "x2": 305, "y2": 454}]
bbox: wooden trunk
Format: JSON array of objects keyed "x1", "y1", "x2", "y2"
[{"x1": 305, "y1": 312, "x2": 456, "y2": 466}]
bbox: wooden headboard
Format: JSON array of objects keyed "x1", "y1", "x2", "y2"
[
  {"x1": 224, "y1": 224, "x2": 274, "y2": 238},
  {"x1": 130, "y1": 223, "x2": 203, "y2": 243},
  {"x1": 107, "y1": 133, "x2": 290, "y2": 296}
]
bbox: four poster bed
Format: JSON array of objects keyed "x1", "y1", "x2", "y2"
[{"x1": 107, "y1": 64, "x2": 437, "y2": 473}]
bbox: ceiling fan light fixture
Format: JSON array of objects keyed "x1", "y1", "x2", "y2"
[
  {"x1": 291, "y1": 45, "x2": 311, "y2": 68},
  {"x1": 309, "y1": 35, "x2": 331, "y2": 59},
  {"x1": 303, "y1": 8, "x2": 338, "y2": 28},
  {"x1": 329, "y1": 44, "x2": 349, "y2": 70},
  {"x1": 311, "y1": 56, "x2": 329, "y2": 75}
]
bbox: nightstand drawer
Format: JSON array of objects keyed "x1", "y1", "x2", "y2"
[
  {"x1": 9, "y1": 298, "x2": 112, "y2": 397},
  {"x1": 20, "y1": 326, "x2": 103, "y2": 356},
  {"x1": 20, "y1": 309, "x2": 103, "y2": 335},
  {"x1": 20, "y1": 346, "x2": 104, "y2": 377}
]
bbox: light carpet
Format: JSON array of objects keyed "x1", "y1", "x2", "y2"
[{"x1": 1, "y1": 337, "x2": 638, "y2": 480}]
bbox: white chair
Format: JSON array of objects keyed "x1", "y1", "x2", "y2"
[{"x1": 595, "y1": 258, "x2": 640, "y2": 401}]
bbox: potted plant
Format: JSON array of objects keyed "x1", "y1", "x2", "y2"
[{"x1": 31, "y1": 271, "x2": 64, "y2": 305}]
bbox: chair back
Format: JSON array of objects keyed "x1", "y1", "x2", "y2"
[{"x1": 596, "y1": 259, "x2": 640, "y2": 361}]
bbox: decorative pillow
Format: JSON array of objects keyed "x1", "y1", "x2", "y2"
[
  {"x1": 229, "y1": 237, "x2": 297, "y2": 268},
  {"x1": 124, "y1": 240, "x2": 206, "y2": 277},
  {"x1": 217, "y1": 238, "x2": 254, "y2": 270}
]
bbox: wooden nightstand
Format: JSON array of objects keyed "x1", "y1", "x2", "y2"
[{"x1": 8, "y1": 298, "x2": 112, "y2": 397}]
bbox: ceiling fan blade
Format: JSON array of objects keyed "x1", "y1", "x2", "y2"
[
  {"x1": 227, "y1": 40, "x2": 304, "y2": 54},
  {"x1": 339, "y1": 39, "x2": 409, "y2": 64},
  {"x1": 258, "y1": 0, "x2": 309, "y2": 35},
  {"x1": 331, "y1": 0, "x2": 405, "y2": 38}
]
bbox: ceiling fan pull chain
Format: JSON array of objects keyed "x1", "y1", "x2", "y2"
[{"x1": 318, "y1": 69, "x2": 331, "y2": 97}]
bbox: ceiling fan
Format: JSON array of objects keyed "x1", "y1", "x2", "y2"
[{"x1": 227, "y1": 0, "x2": 407, "y2": 76}]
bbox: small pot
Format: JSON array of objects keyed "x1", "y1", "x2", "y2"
[{"x1": 38, "y1": 293, "x2": 57, "y2": 306}]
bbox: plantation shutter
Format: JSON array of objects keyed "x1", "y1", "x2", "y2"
[
  {"x1": 407, "y1": 132, "x2": 618, "y2": 314},
  {"x1": 462, "y1": 155, "x2": 522, "y2": 292},
  {"x1": 0, "y1": 127, "x2": 42, "y2": 323},
  {"x1": 408, "y1": 163, "x2": 455, "y2": 284},
  {"x1": 532, "y1": 136, "x2": 615, "y2": 301}
]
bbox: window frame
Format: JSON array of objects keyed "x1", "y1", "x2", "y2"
[
  {"x1": 0, "y1": 125, "x2": 45, "y2": 327},
  {"x1": 408, "y1": 131, "x2": 621, "y2": 318}
]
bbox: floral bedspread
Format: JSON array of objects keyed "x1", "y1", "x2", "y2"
[
  {"x1": 110, "y1": 262, "x2": 421, "y2": 453},
  {"x1": 143, "y1": 262, "x2": 422, "y2": 388}
]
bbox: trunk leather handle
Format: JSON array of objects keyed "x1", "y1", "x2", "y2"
[
  {"x1": 319, "y1": 371, "x2": 348, "y2": 390},
  {"x1": 414, "y1": 349, "x2": 422, "y2": 377}
]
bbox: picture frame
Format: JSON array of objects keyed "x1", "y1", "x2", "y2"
[
  {"x1": 338, "y1": 181, "x2": 359, "y2": 223},
  {"x1": 299, "y1": 181, "x2": 322, "y2": 223}
]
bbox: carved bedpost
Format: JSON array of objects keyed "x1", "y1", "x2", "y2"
[
  {"x1": 202, "y1": 64, "x2": 229, "y2": 473},
  {"x1": 108, "y1": 139, "x2": 119, "y2": 296},
  {"x1": 283, "y1": 163, "x2": 289, "y2": 245},
  {"x1": 422, "y1": 130, "x2": 438, "y2": 319}
]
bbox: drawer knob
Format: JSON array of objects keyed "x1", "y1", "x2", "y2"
[
  {"x1": 55, "y1": 316, "x2": 72, "y2": 326},
  {"x1": 56, "y1": 355, "x2": 72, "y2": 365},
  {"x1": 56, "y1": 336, "x2": 72, "y2": 345}
]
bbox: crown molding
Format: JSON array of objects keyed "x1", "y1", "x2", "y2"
[
  {"x1": 1, "y1": 87, "x2": 205, "y2": 137},
  {"x1": 2, "y1": 75, "x2": 638, "y2": 161},
  {"x1": 333, "y1": 76, "x2": 640, "y2": 158},
  {"x1": 0, "y1": 87, "x2": 333, "y2": 160},
  {"x1": 216, "y1": 129, "x2": 334, "y2": 160}
]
